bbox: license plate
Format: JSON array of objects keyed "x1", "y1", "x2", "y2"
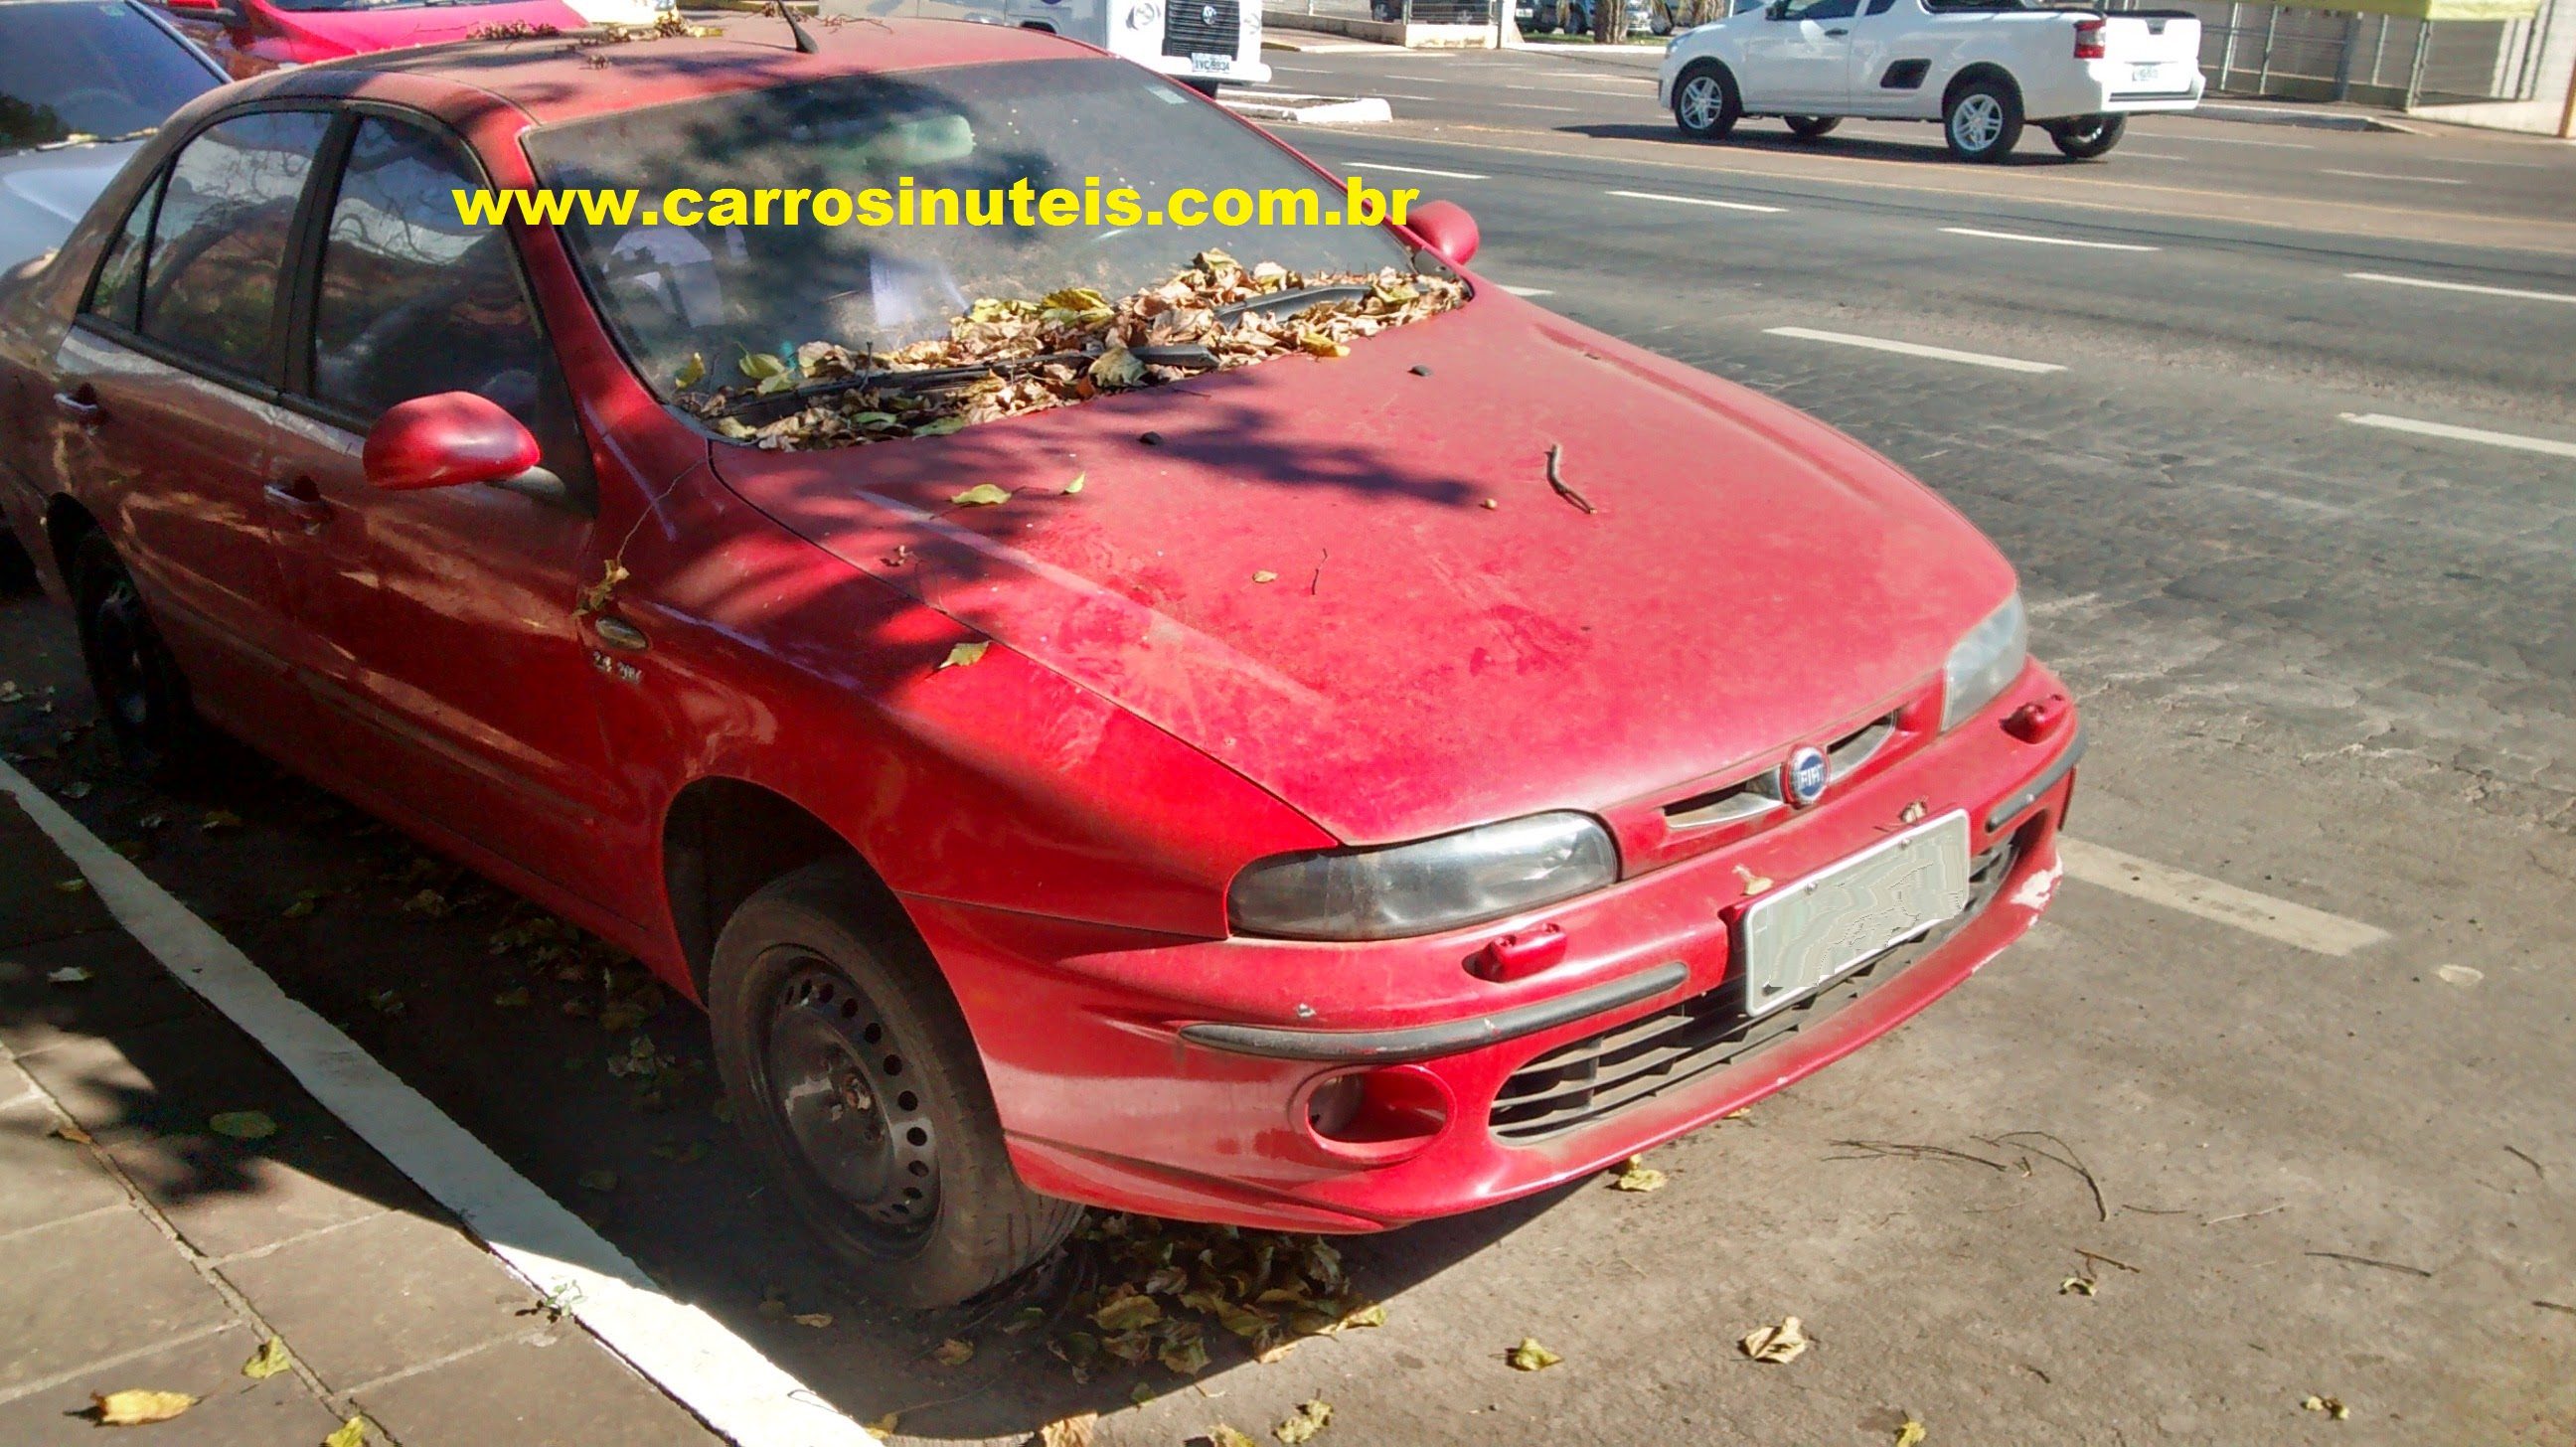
[
  {"x1": 1190, "y1": 52, "x2": 1231, "y2": 74},
  {"x1": 2129, "y1": 63, "x2": 2166, "y2": 82},
  {"x1": 1736, "y1": 812, "x2": 1972, "y2": 1019}
]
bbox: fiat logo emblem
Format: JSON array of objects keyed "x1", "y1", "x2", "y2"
[{"x1": 1782, "y1": 745, "x2": 1829, "y2": 808}]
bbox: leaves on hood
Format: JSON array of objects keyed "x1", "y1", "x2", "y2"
[
  {"x1": 1061, "y1": 472, "x2": 1086, "y2": 495},
  {"x1": 208, "y1": 1111, "x2": 277, "y2": 1141},
  {"x1": 1506, "y1": 1337, "x2": 1562, "y2": 1371},
  {"x1": 241, "y1": 1336, "x2": 292, "y2": 1379},
  {"x1": 1734, "y1": 865, "x2": 1774, "y2": 896},
  {"x1": 90, "y1": 1389, "x2": 196, "y2": 1425},
  {"x1": 574, "y1": 560, "x2": 630, "y2": 619},
  {"x1": 952, "y1": 483, "x2": 1015, "y2": 507},
  {"x1": 1610, "y1": 1155, "x2": 1668, "y2": 1193},
  {"x1": 1252, "y1": 570, "x2": 1279, "y2": 584},
  {"x1": 1274, "y1": 1399, "x2": 1333, "y2": 1443},
  {"x1": 673, "y1": 353, "x2": 706, "y2": 389},
  {"x1": 1739, "y1": 1316, "x2": 1809, "y2": 1365},
  {"x1": 937, "y1": 641, "x2": 991, "y2": 672},
  {"x1": 933, "y1": 1337, "x2": 976, "y2": 1367},
  {"x1": 693, "y1": 255, "x2": 1466, "y2": 452}
]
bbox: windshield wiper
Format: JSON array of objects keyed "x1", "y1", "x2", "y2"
[
  {"x1": 713, "y1": 344, "x2": 1217, "y2": 418},
  {"x1": 1213, "y1": 284, "x2": 1373, "y2": 325},
  {"x1": 26, "y1": 127, "x2": 159, "y2": 154}
]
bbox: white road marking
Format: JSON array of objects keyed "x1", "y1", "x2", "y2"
[
  {"x1": 1763, "y1": 326, "x2": 2065, "y2": 374},
  {"x1": 1500, "y1": 284, "x2": 1556, "y2": 295},
  {"x1": 1940, "y1": 226, "x2": 2161, "y2": 252},
  {"x1": 1497, "y1": 101, "x2": 1582, "y2": 111},
  {"x1": 1503, "y1": 82, "x2": 1655, "y2": 97},
  {"x1": 0, "y1": 763, "x2": 881, "y2": 1447},
  {"x1": 2321, "y1": 167, "x2": 2469, "y2": 185},
  {"x1": 1532, "y1": 70, "x2": 1654, "y2": 80},
  {"x1": 2144, "y1": 131, "x2": 2313, "y2": 149},
  {"x1": 2118, "y1": 150, "x2": 2192, "y2": 160},
  {"x1": 1348, "y1": 160, "x2": 1492, "y2": 180},
  {"x1": 1377, "y1": 92, "x2": 1444, "y2": 101},
  {"x1": 1609, "y1": 188, "x2": 1786, "y2": 214},
  {"x1": 2057, "y1": 839, "x2": 2389, "y2": 957},
  {"x1": 2338, "y1": 411, "x2": 2576, "y2": 459},
  {"x1": 2344, "y1": 271, "x2": 2576, "y2": 306}
]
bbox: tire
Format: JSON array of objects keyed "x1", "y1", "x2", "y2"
[
  {"x1": 2046, "y1": 113, "x2": 2125, "y2": 160},
  {"x1": 1784, "y1": 114, "x2": 1842, "y2": 140},
  {"x1": 70, "y1": 530, "x2": 202, "y2": 780},
  {"x1": 709, "y1": 858, "x2": 1081, "y2": 1309},
  {"x1": 1943, "y1": 76, "x2": 2022, "y2": 163},
  {"x1": 1673, "y1": 62, "x2": 1740, "y2": 139}
]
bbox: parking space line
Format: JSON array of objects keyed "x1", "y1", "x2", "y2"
[
  {"x1": 1940, "y1": 227, "x2": 2162, "y2": 252},
  {"x1": 2338, "y1": 411, "x2": 2576, "y2": 459},
  {"x1": 1763, "y1": 326, "x2": 2065, "y2": 373},
  {"x1": 1498, "y1": 101, "x2": 1582, "y2": 111},
  {"x1": 1348, "y1": 161, "x2": 1491, "y2": 180},
  {"x1": 0, "y1": 763, "x2": 881, "y2": 1447},
  {"x1": 2058, "y1": 839, "x2": 2389, "y2": 957},
  {"x1": 1609, "y1": 189, "x2": 1787, "y2": 214},
  {"x1": 2321, "y1": 168, "x2": 2469, "y2": 185},
  {"x1": 2344, "y1": 271, "x2": 2576, "y2": 306},
  {"x1": 2140, "y1": 131, "x2": 2313, "y2": 149},
  {"x1": 1532, "y1": 71, "x2": 1654, "y2": 80}
]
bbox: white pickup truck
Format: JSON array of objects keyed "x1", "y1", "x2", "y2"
[{"x1": 1657, "y1": 0, "x2": 2202, "y2": 162}]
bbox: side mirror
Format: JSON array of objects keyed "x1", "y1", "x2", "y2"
[
  {"x1": 362, "y1": 393, "x2": 541, "y2": 493},
  {"x1": 1406, "y1": 200, "x2": 1479, "y2": 269}
]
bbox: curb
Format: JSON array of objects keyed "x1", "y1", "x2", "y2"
[
  {"x1": 1221, "y1": 90, "x2": 1396, "y2": 122},
  {"x1": 2197, "y1": 100, "x2": 2418, "y2": 134}
]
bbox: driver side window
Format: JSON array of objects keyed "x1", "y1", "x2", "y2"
[{"x1": 1778, "y1": 0, "x2": 1859, "y2": 17}]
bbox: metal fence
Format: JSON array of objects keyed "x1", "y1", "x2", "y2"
[{"x1": 2157, "y1": 0, "x2": 2564, "y2": 104}]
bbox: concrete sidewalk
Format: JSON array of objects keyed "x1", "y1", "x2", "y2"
[{"x1": 0, "y1": 790, "x2": 721, "y2": 1447}]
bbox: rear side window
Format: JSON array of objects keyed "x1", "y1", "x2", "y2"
[
  {"x1": 141, "y1": 109, "x2": 332, "y2": 378},
  {"x1": 311, "y1": 116, "x2": 547, "y2": 426}
]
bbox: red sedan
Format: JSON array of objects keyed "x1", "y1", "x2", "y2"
[{"x1": 0, "y1": 21, "x2": 2081, "y2": 1306}]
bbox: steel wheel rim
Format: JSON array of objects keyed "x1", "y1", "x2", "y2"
[
  {"x1": 1954, "y1": 93, "x2": 2003, "y2": 150},
  {"x1": 757, "y1": 957, "x2": 940, "y2": 1243},
  {"x1": 1681, "y1": 77, "x2": 1720, "y2": 127}
]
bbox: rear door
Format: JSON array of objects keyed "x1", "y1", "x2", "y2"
[
  {"x1": 50, "y1": 108, "x2": 336, "y2": 752},
  {"x1": 1737, "y1": 0, "x2": 1862, "y2": 110},
  {"x1": 260, "y1": 109, "x2": 631, "y2": 903}
]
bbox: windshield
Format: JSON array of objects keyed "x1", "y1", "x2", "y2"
[
  {"x1": 0, "y1": 2, "x2": 214, "y2": 153},
  {"x1": 529, "y1": 58, "x2": 1426, "y2": 400}
]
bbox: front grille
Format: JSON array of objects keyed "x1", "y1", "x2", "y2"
[
  {"x1": 1163, "y1": 0, "x2": 1239, "y2": 58},
  {"x1": 1488, "y1": 841, "x2": 2016, "y2": 1143},
  {"x1": 1660, "y1": 711, "x2": 1905, "y2": 831}
]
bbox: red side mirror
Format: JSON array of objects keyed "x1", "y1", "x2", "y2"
[
  {"x1": 362, "y1": 393, "x2": 540, "y2": 493},
  {"x1": 1406, "y1": 200, "x2": 1479, "y2": 269}
]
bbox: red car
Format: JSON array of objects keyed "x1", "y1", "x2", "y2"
[
  {"x1": 154, "y1": 0, "x2": 588, "y2": 79},
  {"x1": 0, "y1": 22, "x2": 2081, "y2": 1306}
]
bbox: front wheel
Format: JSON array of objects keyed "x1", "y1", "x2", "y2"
[
  {"x1": 1784, "y1": 114, "x2": 1841, "y2": 140},
  {"x1": 2046, "y1": 113, "x2": 2125, "y2": 159},
  {"x1": 710, "y1": 859, "x2": 1082, "y2": 1308},
  {"x1": 1673, "y1": 63, "x2": 1740, "y2": 139},
  {"x1": 1944, "y1": 78, "x2": 2023, "y2": 163}
]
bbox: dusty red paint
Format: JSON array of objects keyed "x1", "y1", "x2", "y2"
[
  {"x1": 0, "y1": 26, "x2": 2078, "y2": 1232},
  {"x1": 158, "y1": 0, "x2": 589, "y2": 78}
]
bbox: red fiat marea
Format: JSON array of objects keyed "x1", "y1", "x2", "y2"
[{"x1": 0, "y1": 22, "x2": 2082, "y2": 1305}]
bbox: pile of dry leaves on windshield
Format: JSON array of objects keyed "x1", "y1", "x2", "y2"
[{"x1": 679, "y1": 250, "x2": 1466, "y2": 451}]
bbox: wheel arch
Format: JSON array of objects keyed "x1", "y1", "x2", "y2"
[
  {"x1": 43, "y1": 493, "x2": 101, "y2": 584},
  {"x1": 1942, "y1": 62, "x2": 2019, "y2": 113},
  {"x1": 661, "y1": 774, "x2": 898, "y2": 1001}
]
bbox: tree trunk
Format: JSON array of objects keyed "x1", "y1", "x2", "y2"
[{"x1": 1594, "y1": 0, "x2": 1627, "y2": 43}]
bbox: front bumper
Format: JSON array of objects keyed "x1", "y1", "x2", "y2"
[{"x1": 909, "y1": 664, "x2": 2081, "y2": 1232}]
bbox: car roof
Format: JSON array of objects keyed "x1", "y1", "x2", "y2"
[{"x1": 249, "y1": 18, "x2": 1097, "y2": 129}]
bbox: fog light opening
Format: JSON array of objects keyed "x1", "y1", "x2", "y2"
[{"x1": 1301, "y1": 1065, "x2": 1452, "y2": 1163}]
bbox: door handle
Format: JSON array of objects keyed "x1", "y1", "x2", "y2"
[
  {"x1": 1825, "y1": 24, "x2": 1848, "y2": 33},
  {"x1": 53, "y1": 388, "x2": 103, "y2": 426},
  {"x1": 262, "y1": 478, "x2": 332, "y2": 526}
]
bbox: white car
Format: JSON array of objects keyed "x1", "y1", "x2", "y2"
[{"x1": 1657, "y1": 0, "x2": 2203, "y2": 162}]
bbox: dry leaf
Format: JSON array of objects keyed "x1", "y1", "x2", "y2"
[
  {"x1": 2302, "y1": 1394, "x2": 2350, "y2": 1421},
  {"x1": 62, "y1": 779, "x2": 94, "y2": 798},
  {"x1": 1160, "y1": 1334, "x2": 1209, "y2": 1375},
  {"x1": 1093, "y1": 1293, "x2": 1164, "y2": 1332},
  {"x1": 1088, "y1": 346, "x2": 1146, "y2": 389},
  {"x1": 577, "y1": 1169, "x2": 617, "y2": 1193},
  {"x1": 1210, "y1": 1428, "x2": 1262, "y2": 1447},
  {"x1": 1610, "y1": 1156, "x2": 1668, "y2": 1193},
  {"x1": 1506, "y1": 1337, "x2": 1561, "y2": 1371},
  {"x1": 1039, "y1": 1411, "x2": 1097, "y2": 1447},
  {"x1": 1739, "y1": 1316, "x2": 1808, "y2": 1364},
  {"x1": 1899, "y1": 799, "x2": 1928, "y2": 824},
  {"x1": 937, "y1": 641, "x2": 990, "y2": 671},
  {"x1": 866, "y1": 1413, "x2": 900, "y2": 1434},
  {"x1": 933, "y1": 1337, "x2": 975, "y2": 1367},
  {"x1": 574, "y1": 559, "x2": 630, "y2": 618},
  {"x1": 1274, "y1": 1399, "x2": 1332, "y2": 1444},
  {"x1": 493, "y1": 987, "x2": 532, "y2": 1008},
  {"x1": 738, "y1": 350, "x2": 787, "y2": 381},
  {"x1": 199, "y1": 809, "x2": 242, "y2": 832},
  {"x1": 208, "y1": 1111, "x2": 277, "y2": 1141},
  {"x1": 1252, "y1": 570, "x2": 1278, "y2": 583},
  {"x1": 91, "y1": 1389, "x2": 196, "y2": 1425},
  {"x1": 1062, "y1": 473, "x2": 1086, "y2": 495},
  {"x1": 47, "y1": 966, "x2": 93, "y2": 986},
  {"x1": 53, "y1": 1122, "x2": 93, "y2": 1144},
  {"x1": 53, "y1": 877, "x2": 88, "y2": 893},
  {"x1": 2060, "y1": 1276, "x2": 2097, "y2": 1296},
  {"x1": 1734, "y1": 864, "x2": 1774, "y2": 895},
  {"x1": 1481, "y1": 498, "x2": 1499, "y2": 510},
  {"x1": 792, "y1": 1312, "x2": 833, "y2": 1328},
  {"x1": 952, "y1": 483, "x2": 1014, "y2": 507},
  {"x1": 673, "y1": 353, "x2": 706, "y2": 389},
  {"x1": 242, "y1": 1336, "x2": 292, "y2": 1379},
  {"x1": 324, "y1": 1415, "x2": 368, "y2": 1447},
  {"x1": 1894, "y1": 1420, "x2": 1927, "y2": 1446},
  {"x1": 282, "y1": 888, "x2": 327, "y2": 918}
]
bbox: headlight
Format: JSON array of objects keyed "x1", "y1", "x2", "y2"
[
  {"x1": 1229, "y1": 812, "x2": 1619, "y2": 941},
  {"x1": 1941, "y1": 591, "x2": 2027, "y2": 730},
  {"x1": 1127, "y1": 0, "x2": 1160, "y2": 26}
]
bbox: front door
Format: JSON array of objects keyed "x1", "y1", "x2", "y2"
[
  {"x1": 1737, "y1": 0, "x2": 1860, "y2": 111},
  {"x1": 261, "y1": 111, "x2": 632, "y2": 908}
]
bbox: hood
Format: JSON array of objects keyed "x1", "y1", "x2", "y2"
[
  {"x1": 711, "y1": 292, "x2": 2015, "y2": 846},
  {"x1": 0, "y1": 142, "x2": 144, "y2": 275},
  {"x1": 271, "y1": 0, "x2": 588, "y2": 56}
]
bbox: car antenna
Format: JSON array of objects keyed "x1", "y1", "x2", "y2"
[{"x1": 772, "y1": 0, "x2": 818, "y2": 53}]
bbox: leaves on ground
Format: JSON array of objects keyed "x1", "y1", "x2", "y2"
[
  {"x1": 1274, "y1": 1399, "x2": 1332, "y2": 1443},
  {"x1": 1093, "y1": 1292, "x2": 1165, "y2": 1332},
  {"x1": 492, "y1": 987, "x2": 532, "y2": 1008},
  {"x1": 366, "y1": 988, "x2": 405, "y2": 1017},
  {"x1": 1894, "y1": 1419, "x2": 1927, "y2": 1446},
  {"x1": 576, "y1": 1169, "x2": 617, "y2": 1193},
  {"x1": 1208, "y1": 1428, "x2": 1262, "y2": 1447},
  {"x1": 1739, "y1": 1315, "x2": 1809, "y2": 1365},
  {"x1": 90, "y1": 1389, "x2": 196, "y2": 1425},
  {"x1": 2060, "y1": 1276, "x2": 2097, "y2": 1296},
  {"x1": 953, "y1": 483, "x2": 1015, "y2": 507},
  {"x1": 198, "y1": 809, "x2": 242, "y2": 832},
  {"x1": 1506, "y1": 1337, "x2": 1562, "y2": 1371},
  {"x1": 323, "y1": 1414, "x2": 369, "y2": 1447},
  {"x1": 46, "y1": 966, "x2": 93, "y2": 986},
  {"x1": 282, "y1": 887, "x2": 329, "y2": 918},
  {"x1": 1610, "y1": 1155, "x2": 1668, "y2": 1193},
  {"x1": 933, "y1": 1337, "x2": 976, "y2": 1367},
  {"x1": 2302, "y1": 1394, "x2": 2350, "y2": 1420},
  {"x1": 208, "y1": 1110, "x2": 278, "y2": 1141},
  {"x1": 52, "y1": 1122, "x2": 93, "y2": 1144},
  {"x1": 792, "y1": 1312, "x2": 833, "y2": 1329},
  {"x1": 1039, "y1": 1411, "x2": 1097, "y2": 1446},
  {"x1": 242, "y1": 1335, "x2": 292, "y2": 1379},
  {"x1": 937, "y1": 641, "x2": 991, "y2": 672},
  {"x1": 53, "y1": 877, "x2": 87, "y2": 893},
  {"x1": 400, "y1": 888, "x2": 450, "y2": 917},
  {"x1": 649, "y1": 1139, "x2": 706, "y2": 1166}
]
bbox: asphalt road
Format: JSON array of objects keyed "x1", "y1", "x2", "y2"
[{"x1": 4, "y1": 43, "x2": 2573, "y2": 1447}]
